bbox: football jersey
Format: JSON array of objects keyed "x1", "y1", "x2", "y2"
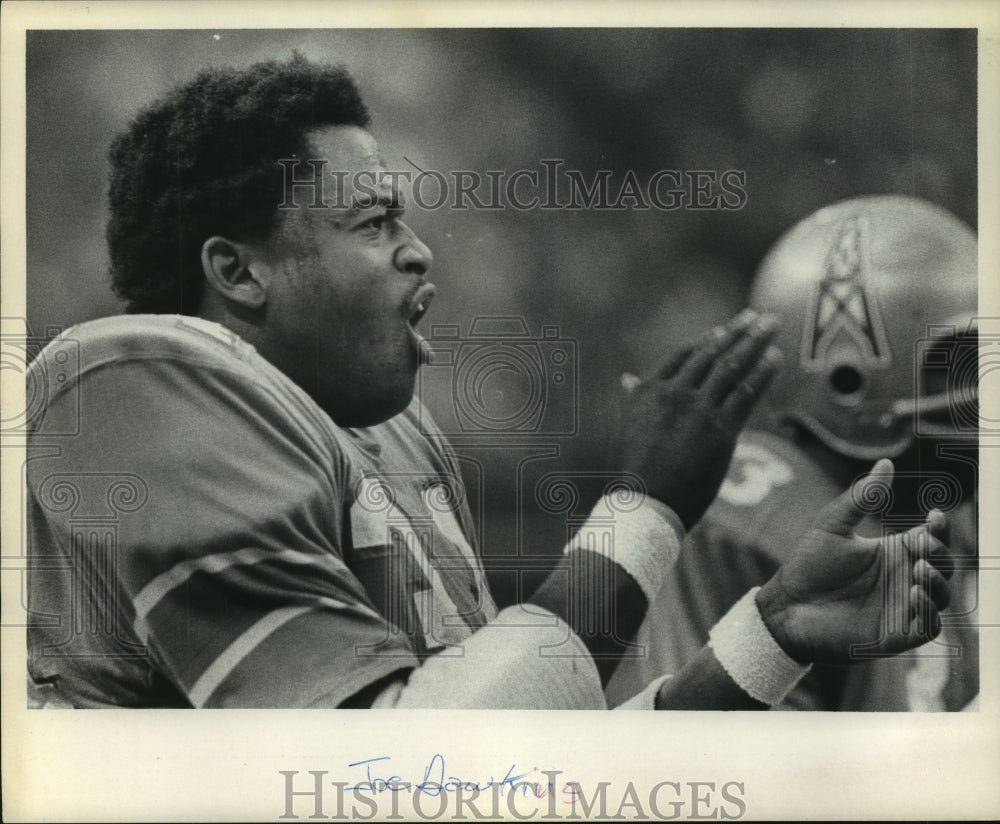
[
  {"x1": 26, "y1": 314, "x2": 496, "y2": 708},
  {"x1": 606, "y1": 430, "x2": 979, "y2": 711}
]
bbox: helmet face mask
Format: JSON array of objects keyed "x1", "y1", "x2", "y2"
[
  {"x1": 751, "y1": 195, "x2": 978, "y2": 461},
  {"x1": 909, "y1": 321, "x2": 980, "y2": 440}
]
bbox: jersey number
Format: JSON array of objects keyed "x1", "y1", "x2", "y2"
[{"x1": 718, "y1": 442, "x2": 793, "y2": 507}]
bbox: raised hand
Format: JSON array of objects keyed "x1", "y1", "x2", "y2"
[
  {"x1": 620, "y1": 309, "x2": 782, "y2": 529},
  {"x1": 756, "y1": 459, "x2": 953, "y2": 664}
]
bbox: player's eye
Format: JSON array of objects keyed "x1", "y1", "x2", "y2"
[
  {"x1": 359, "y1": 207, "x2": 406, "y2": 237},
  {"x1": 359, "y1": 215, "x2": 388, "y2": 235}
]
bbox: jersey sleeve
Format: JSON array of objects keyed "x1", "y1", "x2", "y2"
[{"x1": 27, "y1": 328, "x2": 417, "y2": 708}]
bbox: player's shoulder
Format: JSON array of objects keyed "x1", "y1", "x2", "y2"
[
  {"x1": 27, "y1": 314, "x2": 341, "y2": 443},
  {"x1": 27, "y1": 313, "x2": 353, "y2": 481},
  {"x1": 28, "y1": 314, "x2": 299, "y2": 406},
  {"x1": 33, "y1": 314, "x2": 255, "y2": 374}
]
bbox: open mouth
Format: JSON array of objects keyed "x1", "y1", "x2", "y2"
[{"x1": 407, "y1": 282, "x2": 436, "y2": 328}]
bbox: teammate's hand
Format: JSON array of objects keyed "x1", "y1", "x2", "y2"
[
  {"x1": 620, "y1": 309, "x2": 782, "y2": 529},
  {"x1": 756, "y1": 459, "x2": 953, "y2": 664}
]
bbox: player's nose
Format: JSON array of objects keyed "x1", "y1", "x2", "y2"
[{"x1": 394, "y1": 222, "x2": 433, "y2": 276}]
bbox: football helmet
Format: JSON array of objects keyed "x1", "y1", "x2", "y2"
[{"x1": 750, "y1": 195, "x2": 977, "y2": 460}]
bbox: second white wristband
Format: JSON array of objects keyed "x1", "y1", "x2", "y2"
[
  {"x1": 708, "y1": 587, "x2": 812, "y2": 706},
  {"x1": 563, "y1": 493, "x2": 685, "y2": 603}
]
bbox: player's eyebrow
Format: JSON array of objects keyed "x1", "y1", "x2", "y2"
[{"x1": 346, "y1": 191, "x2": 405, "y2": 218}]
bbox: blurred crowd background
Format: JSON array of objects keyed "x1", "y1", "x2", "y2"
[{"x1": 26, "y1": 28, "x2": 977, "y2": 603}]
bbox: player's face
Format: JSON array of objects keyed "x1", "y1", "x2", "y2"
[{"x1": 263, "y1": 125, "x2": 435, "y2": 427}]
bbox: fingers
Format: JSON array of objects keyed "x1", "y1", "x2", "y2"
[
  {"x1": 914, "y1": 558, "x2": 951, "y2": 612},
  {"x1": 626, "y1": 317, "x2": 736, "y2": 389},
  {"x1": 630, "y1": 308, "x2": 780, "y2": 400},
  {"x1": 899, "y1": 514, "x2": 955, "y2": 581},
  {"x1": 654, "y1": 340, "x2": 699, "y2": 381},
  {"x1": 889, "y1": 523, "x2": 951, "y2": 648},
  {"x1": 818, "y1": 458, "x2": 894, "y2": 537},
  {"x1": 924, "y1": 512, "x2": 956, "y2": 581},
  {"x1": 701, "y1": 316, "x2": 781, "y2": 404},
  {"x1": 719, "y1": 344, "x2": 783, "y2": 422},
  {"x1": 671, "y1": 310, "x2": 765, "y2": 386},
  {"x1": 655, "y1": 318, "x2": 741, "y2": 381},
  {"x1": 908, "y1": 585, "x2": 943, "y2": 640},
  {"x1": 924, "y1": 509, "x2": 954, "y2": 578},
  {"x1": 641, "y1": 309, "x2": 782, "y2": 430}
]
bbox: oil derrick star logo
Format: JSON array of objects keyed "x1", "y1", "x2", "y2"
[{"x1": 801, "y1": 215, "x2": 891, "y2": 371}]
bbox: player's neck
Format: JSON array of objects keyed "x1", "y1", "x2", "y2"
[{"x1": 195, "y1": 293, "x2": 264, "y2": 352}]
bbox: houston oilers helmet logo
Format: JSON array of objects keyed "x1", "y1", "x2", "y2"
[{"x1": 801, "y1": 215, "x2": 891, "y2": 372}]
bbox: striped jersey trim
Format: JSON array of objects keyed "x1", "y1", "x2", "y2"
[
  {"x1": 132, "y1": 547, "x2": 350, "y2": 643},
  {"x1": 188, "y1": 604, "x2": 312, "y2": 706},
  {"x1": 188, "y1": 595, "x2": 375, "y2": 707}
]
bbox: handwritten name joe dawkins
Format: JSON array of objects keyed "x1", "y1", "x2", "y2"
[{"x1": 279, "y1": 755, "x2": 748, "y2": 820}]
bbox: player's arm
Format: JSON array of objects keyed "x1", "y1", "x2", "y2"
[
  {"x1": 345, "y1": 313, "x2": 950, "y2": 712},
  {"x1": 345, "y1": 344, "x2": 951, "y2": 712},
  {"x1": 353, "y1": 312, "x2": 786, "y2": 709},
  {"x1": 358, "y1": 474, "x2": 951, "y2": 712},
  {"x1": 643, "y1": 460, "x2": 954, "y2": 710}
]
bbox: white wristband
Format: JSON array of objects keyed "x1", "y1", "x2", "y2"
[
  {"x1": 708, "y1": 587, "x2": 811, "y2": 706},
  {"x1": 564, "y1": 493, "x2": 685, "y2": 603}
]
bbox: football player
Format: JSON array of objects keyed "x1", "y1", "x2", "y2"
[
  {"x1": 609, "y1": 195, "x2": 979, "y2": 711},
  {"x1": 26, "y1": 59, "x2": 954, "y2": 710}
]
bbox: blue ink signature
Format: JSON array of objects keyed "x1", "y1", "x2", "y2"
[{"x1": 346, "y1": 754, "x2": 538, "y2": 797}]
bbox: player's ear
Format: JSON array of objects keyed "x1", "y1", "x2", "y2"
[{"x1": 200, "y1": 236, "x2": 268, "y2": 310}]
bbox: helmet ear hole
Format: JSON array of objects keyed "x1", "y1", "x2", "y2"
[{"x1": 830, "y1": 364, "x2": 864, "y2": 396}]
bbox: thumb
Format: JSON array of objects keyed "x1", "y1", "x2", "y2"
[{"x1": 818, "y1": 458, "x2": 894, "y2": 537}]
